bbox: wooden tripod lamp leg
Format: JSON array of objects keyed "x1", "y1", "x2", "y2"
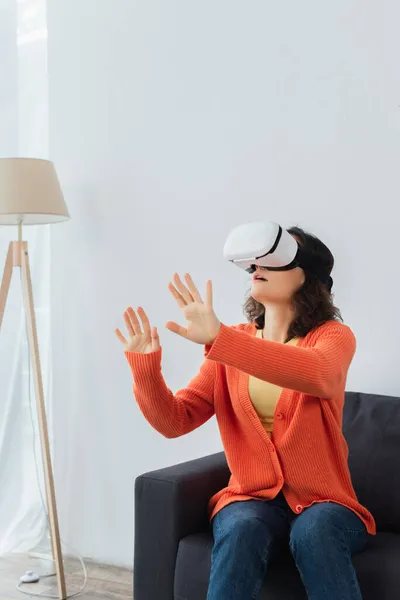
[
  {"x1": 20, "y1": 243, "x2": 67, "y2": 600},
  {"x1": 0, "y1": 244, "x2": 13, "y2": 331}
]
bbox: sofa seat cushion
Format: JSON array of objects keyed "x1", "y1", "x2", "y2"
[{"x1": 174, "y1": 531, "x2": 400, "y2": 600}]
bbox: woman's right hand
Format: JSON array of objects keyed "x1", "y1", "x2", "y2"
[{"x1": 115, "y1": 307, "x2": 161, "y2": 354}]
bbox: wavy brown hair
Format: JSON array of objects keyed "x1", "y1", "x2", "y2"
[{"x1": 244, "y1": 226, "x2": 342, "y2": 341}]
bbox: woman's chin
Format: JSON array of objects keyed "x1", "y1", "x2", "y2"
[
  {"x1": 251, "y1": 286, "x2": 284, "y2": 305},
  {"x1": 251, "y1": 287, "x2": 268, "y2": 304}
]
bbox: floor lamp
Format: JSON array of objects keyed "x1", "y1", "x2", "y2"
[{"x1": 0, "y1": 158, "x2": 70, "y2": 600}]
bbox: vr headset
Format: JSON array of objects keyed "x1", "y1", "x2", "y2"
[{"x1": 223, "y1": 221, "x2": 333, "y2": 288}]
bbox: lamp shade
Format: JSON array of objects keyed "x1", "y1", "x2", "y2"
[{"x1": 0, "y1": 158, "x2": 70, "y2": 225}]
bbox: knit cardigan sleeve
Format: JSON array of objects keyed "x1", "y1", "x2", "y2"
[
  {"x1": 125, "y1": 349, "x2": 216, "y2": 438},
  {"x1": 205, "y1": 322, "x2": 356, "y2": 399}
]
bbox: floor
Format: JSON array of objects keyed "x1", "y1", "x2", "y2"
[{"x1": 0, "y1": 553, "x2": 133, "y2": 599}]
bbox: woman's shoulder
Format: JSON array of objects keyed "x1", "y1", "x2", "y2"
[
  {"x1": 313, "y1": 319, "x2": 354, "y2": 334},
  {"x1": 308, "y1": 319, "x2": 356, "y2": 346}
]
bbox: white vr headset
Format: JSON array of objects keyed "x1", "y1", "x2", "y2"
[{"x1": 223, "y1": 221, "x2": 332, "y2": 287}]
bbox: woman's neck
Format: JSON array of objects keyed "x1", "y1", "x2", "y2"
[{"x1": 262, "y1": 303, "x2": 294, "y2": 343}]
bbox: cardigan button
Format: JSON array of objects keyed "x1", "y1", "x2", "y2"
[
  {"x1": 295, "y1": 504, "x2": 303, "y2": 514},
  {"x1": 276, "y1": 412, "x2": 284, "y2": 420}
]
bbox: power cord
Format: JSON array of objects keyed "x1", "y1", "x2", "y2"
[
  {"x1": 17, "y1": 277, "x2": 87, "y2": 598},
  {"x1": 17, "y1": 552, "x2": 87, "y2": 599}
]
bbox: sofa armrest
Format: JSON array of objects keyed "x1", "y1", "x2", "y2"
[{"x1": 134, "y1": 451, "x2": 229, "y2": 600}]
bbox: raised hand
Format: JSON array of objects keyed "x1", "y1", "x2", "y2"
[
  {"x1": 115, "y1": 307, "x2": 161, "y2": 354},
  {"x1": 166, "y1": 274, "x2": 221, "y2": 345}
]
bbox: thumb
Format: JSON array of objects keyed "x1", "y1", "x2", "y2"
[
  {"x1": 165, "y1": 321, "x2": 188, "y2": 338},
  {"x1": 151, "y1": 326, "x2": 161, "y2": 351}
]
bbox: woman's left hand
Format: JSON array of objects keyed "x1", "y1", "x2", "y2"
[{"x1": 166, "y1": 274, "x2": 221, "y2": 345}]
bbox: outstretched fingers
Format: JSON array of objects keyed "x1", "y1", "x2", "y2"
[
  {"x1": 172, "y1": 273, "x2": 194, "y2": 305},
  {"x1": 184, "y1": 273, "x2": 203, "y2": 303},
  {"x1": 137, "y1": 306, "x2": 151, "y2": 337},
  {"x1": 151, "y1": 326, "x2": 161, "y2": 350},
  {"x1": 124, "y1": 307, "x2": 142, "y2": 336},
  {"x1": 168, "y1": 281, "x2": 187, "y2": 308},
  {"x1": 205, "y1": 280, "x2": 213, "y2": 308}
]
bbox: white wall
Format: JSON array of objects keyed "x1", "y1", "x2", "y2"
[
  {"x1": 0, "y1": 0, "x2": 18, "y2": 156},
  {"x1": 47, "y1": 0, "x2": 400, "y2": 565},
  {"x1": 0, "y1": 0, "x2": 51, "y2": 553}
]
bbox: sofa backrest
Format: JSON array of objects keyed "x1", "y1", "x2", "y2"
[{"x1": 343, "y1": 391, "x2": 400, "y2": 533}]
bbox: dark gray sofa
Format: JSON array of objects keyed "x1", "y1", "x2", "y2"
[{"x1": 134, "y1": 392, "x2": 400, "y2": 599}]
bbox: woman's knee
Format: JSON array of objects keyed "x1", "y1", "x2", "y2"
[
  {"x1": 215, "y1": 511, "x2": 264, "y2": 544},
  {"x1": 213, "y1": 501, "x2": 274, "y2": 549},
  {"x1": 289, "y1": 503, "x2": 342, "y2": 558}
]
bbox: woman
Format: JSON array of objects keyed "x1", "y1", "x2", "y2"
[{"x1": 116, "y1": 225, "x2": 375, "y2": 600}]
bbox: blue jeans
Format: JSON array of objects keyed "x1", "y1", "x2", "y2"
[{"x1": 207, "y1": 493, "x2": 368, "y2": 600}]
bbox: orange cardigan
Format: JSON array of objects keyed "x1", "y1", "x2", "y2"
[{"x1": 125, "y1": 320, "x2": 376, "y2": 535}]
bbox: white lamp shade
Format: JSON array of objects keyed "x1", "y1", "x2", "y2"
[{"x1": 0, "y1": 158, "x2": 70, "y2": 225}]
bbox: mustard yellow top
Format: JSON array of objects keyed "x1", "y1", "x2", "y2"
[{"x1": 248, "y1": 329, "x2": 299, "y2": 437}]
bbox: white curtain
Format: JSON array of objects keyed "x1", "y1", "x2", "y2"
[{"x1": 0, "y1": 0, "x2": 51, "y2": 554}]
